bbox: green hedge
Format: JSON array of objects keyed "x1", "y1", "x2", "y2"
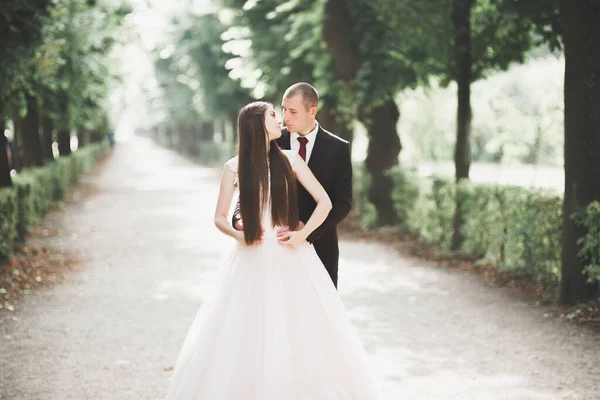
[
  {"x1": 0, "y1": 189, "x2": 18, "y2": 263},
  {"x1": 574, "y1": 202, "x2": 600, "y2": 284},
  {"x1": 353, "y1": 164, "x2": 574, "y2": 289},
  {"x1": 0, "y1": 140, "x2": 110, "y2": 262}
]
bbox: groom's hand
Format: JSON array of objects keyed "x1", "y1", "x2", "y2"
[{"x1": 276, "y1": 222, "x2": 305, "y2": 244}]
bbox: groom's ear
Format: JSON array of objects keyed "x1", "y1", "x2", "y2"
[{"x1": 310, "y1": 106, "x2": 318, "y2": 117}]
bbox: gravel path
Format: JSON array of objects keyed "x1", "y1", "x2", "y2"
[{"x1": 1, "y1": 137, "x2": 599, "y2": 399}]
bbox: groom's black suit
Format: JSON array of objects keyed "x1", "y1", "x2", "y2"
[
  {"x1": 277, "y1": 126, "x2": 352, "y2": 288},
  {"x1": 232, "y1": 125, "x2": 353, "y2": 288}
]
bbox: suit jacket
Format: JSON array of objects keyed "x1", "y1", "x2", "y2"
[{"x1": 276, "y1": 126, "x2": 352, "y2": 243}]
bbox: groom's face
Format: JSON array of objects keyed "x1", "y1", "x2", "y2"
[{"x1": 282, "y1": 95, "x2": 317, "y2": 135}]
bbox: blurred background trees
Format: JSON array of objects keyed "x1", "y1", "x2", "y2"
[
  {"x1": 2, "y1": 0, "x2": 599, "y2": 305},
  {"x1": 0, "y1": 0, "x2": 131, "y2": 187}
]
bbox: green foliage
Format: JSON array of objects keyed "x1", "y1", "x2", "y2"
[
  {"x1": 51, "y1": 158, "x2": 73, "y2": 200},
  {"x1": 501, "y1": 0, "x2": 562, "y2": 51},
  {"x1": 0, "y1": 0, "x2": 53, "y2": 116},
  {"x1": 0, "y1": 189, "x2": 18, "y2": 262},
  {"x1": 354, "y1": 166, "x2": 563, "y2": 288},
  {"x1": 374, "y1": 0, "x2": 538, "y2": 86},
  {"x1": 13, "y1": 168, "x2": 55, "y2": 240},
  {"x1": 506, "y1": 191, "x2": 562, "y2": 285},
  {"x1": 183, "y1": 14, "x2": 251, "y2": 118},
  {"x1": 45, "y1": 0, "x2": 130, "y2": 131},
  {"x1": 574, "y1": 202, "x2": 600, "y2": 284},
  {"x1": 459, "y1": 183, "x2": 562, "y2": 285},
  {"x1": 2, "y1": 0, "x2": 131, "y2": 136},
  {"x1": 460, "y1": 183, "x2": 508, "y2": 258},
  {"x1": 352, "y1": 164, "x2": 378, "y2": 229},
  {"x1": 389, "y1": 166, "x2": 421, "y2": 232},
  {"x1": 426, "y1": 177, "x2": 456, "y2": 248},
  {"x1": 349, "y1": 1, "x2": 428, "y2": 104},
  {"x1": 152, "y1": 11, "x2": 251, "y2": 131},
  {"x1": 4, "y1": 141, "x2": 109, "y2": 249},
  {"x1": 399, "y1": 54, "x2": 564, "y2": 165},
  {"x1": 219, "y1": 0, "x2": 328, "y2": 100},
  {"x1": 217, "y1": 0, "x2": 425, "y2": 120}
]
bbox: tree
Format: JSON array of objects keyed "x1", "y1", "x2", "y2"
[
  {"x1": 505, "y1": 0, "x2": 600, "y2": 304},
  {"x1": 322, "y1": 0, "x2": 430, "y2": 225},
  {"x1": 175, "y1": 12, "x2": 251, "y2": 137},
  {"x1": 152, "y1": 45, "x2": 204, "y2": 151},
  {"x1": 219, "y1": 0, "x2": 355, "y2": 144},
  {"x1": 381, "y1": 0, "x2": 540, "y2": 248},
  {"x1": 0, "y1": 0, "x2": 52, "y2": 186},
  {"x1": 45, "y1": 0, "x2": 130, "y2": 156},
  {"x1": 450, "y1": 0, "x2": 476, "y2": 249},
  {"x1": 559, "y1": 0, "x2": 600, "y2": 304}
]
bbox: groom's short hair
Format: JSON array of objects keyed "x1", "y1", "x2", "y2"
[{"x1": 283, "y1": 82, "x2": 319, "y2": 110}]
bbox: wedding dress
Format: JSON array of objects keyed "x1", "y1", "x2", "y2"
[{"x1": 166, "y1": 150, "x2": 379, "y2": 399}]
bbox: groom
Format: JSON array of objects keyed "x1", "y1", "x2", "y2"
[{"x1": 233, "y1": 82, "x2": 353, "y2": 288}]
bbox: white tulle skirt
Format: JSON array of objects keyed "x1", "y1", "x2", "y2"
[{"x1": 166, "y1": 232, "x2": 379, "y2": 399}]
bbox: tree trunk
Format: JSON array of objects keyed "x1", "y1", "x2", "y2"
[
  {"x1": 186, "y1": 125, "x2": 196, "y2": 155},
  {"x1": 559, "y1": 0, "x2": 600, "y2": 305},
  {"x1": 220, "y1": 120, "x2": 227, "y2": 143},
  {"x1": 0, "y1": 133, "x2": 11, "y2": 187},
  {"x1": 361, "y1": 99, "x2": 401, "y2": 225},
  {"x1": 77, "y1": 130, "x2": 90, "y2": 148},
  {"x1": 41, "y1": 115, "x2": 55, "y2": 162},
  {"x1": 21, "y1": 95, "x2": 44, "y2": 167},
  {"x1": 183, "y1": 126, "x2": 196, "y2": 156},
  {"x1": 321, "y1": 0, "x2": 361, "y2": 152},
  {"x1": 200, "y1": 122, "x2": 214, "y2": 141},
  {"x1": 323, "y1": 0, "x2": 402, "y2": 225},
  {"x1": 322, "y1": 0, "x2": 362, "y2": 82},
  {"x1": 57, "y1": 129, "x2": 71, "y2": 156},
  {"x1": 11, "y1": 112, "x2": 24, "y2": 172},
  {"x1": 451, "y1": 0, "x2": 475, "y2": 251},
  {"x1": 0, "y1": 101, "x2": 10, "y2": 187},
  {"x1": 230, "y1": 111, "x2": 238, "y2": 145},
  {"x1": 90, "y1": 130, "x2": 105, "y2": 143}
]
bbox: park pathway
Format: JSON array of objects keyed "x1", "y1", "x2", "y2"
[{"x1": 1, "y1": 137, "x2": 598, "y2": 399}]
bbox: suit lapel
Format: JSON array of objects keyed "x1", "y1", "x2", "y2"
[
  {"x1": 307, "y1": 128, "x2": 328, "y2": 169},
  {"x1": 278, "y1": 128, "x2": 291, "y2": 150}
]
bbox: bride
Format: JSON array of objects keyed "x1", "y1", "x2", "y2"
[{"x1": 166, "y1": 101, "x2": 379, "y2": 399}]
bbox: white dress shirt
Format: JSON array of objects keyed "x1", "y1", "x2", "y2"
[{"x1": 290, "y1": 121, "x2": 319, "y2": 164}]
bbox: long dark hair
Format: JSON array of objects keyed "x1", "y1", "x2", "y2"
[{"x1": 237, "y1": 101, "x2": 299, "y2": 245}]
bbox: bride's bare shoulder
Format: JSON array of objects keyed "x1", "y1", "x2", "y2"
[{"x1": 224, "y1": 156, "x2": 238, "y2": 172}]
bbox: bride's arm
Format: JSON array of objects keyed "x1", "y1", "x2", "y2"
[
  {"x1": 214, "y1": 166, "x2": 245, "y2": 243},
  {"x1": 281, "y1": 158, "x2": 332, "y2": 247}
]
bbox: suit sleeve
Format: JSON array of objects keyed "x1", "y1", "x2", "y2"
[
  {"x1": 231, "y1": 199, "x2": 241, "y2": 228},
  {"x1": 306, "y1": 142, "x2": 352, "y2": 242}
]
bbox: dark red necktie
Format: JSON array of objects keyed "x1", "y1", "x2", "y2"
[{"x1": 297, "y1": 137, "x2": 309, "y2": 161}]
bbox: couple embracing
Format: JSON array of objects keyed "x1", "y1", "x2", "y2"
[{"x1": 166, "y1": 82, "x2": 378, "y2": 399}]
